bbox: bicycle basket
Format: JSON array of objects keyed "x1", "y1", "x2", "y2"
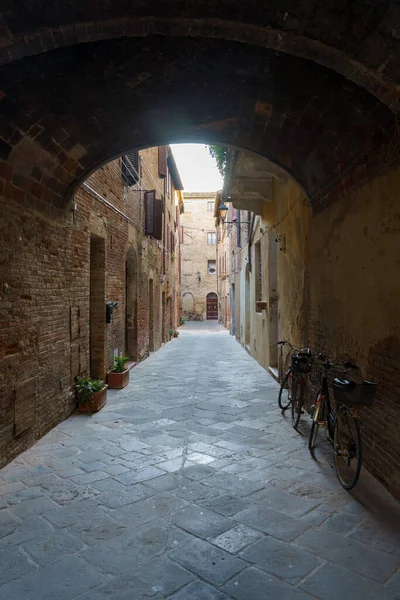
[
  {"x1": 291, "y1": 354, "x2": 313, "y2": 374},
  {"x1": 332, "y1": 378, "x2": 377, "y2": 407}
]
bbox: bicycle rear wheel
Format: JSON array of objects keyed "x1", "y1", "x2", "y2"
[
  {"x1": 291, "y1": 378, "x2": 304, "y2": 429},
  {"x1": 333, "y1": 405, "x2": 362, "y2": 490},
  {"x1": 278, "y1": 370, "x2": 292, "y2": 410},
  {"x1": 197, "y1": 314, "x2": 203, "y2": 321}
]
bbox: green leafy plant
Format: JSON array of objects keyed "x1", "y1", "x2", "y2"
[
  {"x1": 207, "y1": 145, "x2": 228, "y2": 177},
  {"x1": 76, "y1": 377, "x2": 106, "y2": 405},
  {"x1": 113, "y1": 356, "x2": 128, "y2": 373},
  {"x1": 169, "y1": 328, "x2": 174, "y2": 337},
  {"x1": 179, "y1": 317, "x2": 184, "y2": 325}
]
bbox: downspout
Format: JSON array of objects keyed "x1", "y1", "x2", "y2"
[{"x1": 248, "y1": 213, "x2": 255, "y2": 273}]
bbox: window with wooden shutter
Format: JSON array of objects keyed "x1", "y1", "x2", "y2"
[
  {"x1": 121, "y1": 151, "x2": 139, "y2": 186},
  {"x1": 167, "y1": 224, "x2": 170, "y2": 251},
  {"x1": 145, "y1": 190, "x2": 155, "y2": 235},
  {"x1": 153, "y1": 198, "x2": 163, "y2": 240},
  {"x1": 158, "y1": 146, "x2": 168, "y2": 178},
  {"x1": 180, "y1": 226, "x2": 184, "y2": 244}
]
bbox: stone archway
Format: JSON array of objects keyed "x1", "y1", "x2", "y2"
[
  {"x1": 125, "y1": 247, "x2": 138, "y2": 361},
  {"x1": 0, "y1": 5, "x2": 397, "y2": 217},
  {"x1": 181, "y1": 292, "x2": 194, "y2": 317}
]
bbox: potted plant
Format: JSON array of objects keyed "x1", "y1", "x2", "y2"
[
  {"x1": 173, "y1": 330, "x2": 179, "y2": 338},
  {"x1": 107, "y1": 355, "x2": 130, "y2": 389},
  {"x1": 76, "y1": 377, "x2": 107, "y2": 413},
  {"x1": 169, "y1": 328, "x2": 174, "y2": 340},
  {"x1": 179, "y1": 317, "x2": 184, "y2": 326}
]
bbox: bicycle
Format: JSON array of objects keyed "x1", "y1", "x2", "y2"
[
  {"x1": 308, "y1": 355, "x2": 376, "y2": 490},
  {"x1": 277, "y1": 340, "x2": 313, "y2": 429},
  {"x1": 187, "y1": 311, "x2": 203, "y2": 322}
]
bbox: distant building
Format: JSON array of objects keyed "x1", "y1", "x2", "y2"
[{"x1": 180, "y1": 192, "x2": 218, "y2": 321}]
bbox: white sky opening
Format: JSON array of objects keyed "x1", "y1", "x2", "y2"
[{"x1": 170, "y1": 144, "x2": 223, "y2": 193}]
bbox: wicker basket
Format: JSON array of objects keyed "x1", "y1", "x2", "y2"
[{"x1": 332, "y1": 379, "x2": 376, "y2": 407}]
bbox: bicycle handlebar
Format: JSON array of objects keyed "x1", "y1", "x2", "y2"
[{"x1": 316, "y1": 354, "x2": 358, "y2": 370}]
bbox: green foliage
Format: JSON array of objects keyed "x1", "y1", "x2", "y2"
[
  {"x1": 76, "y1": 377, "x2": 106, "y2": 404},
  {"x1": 113, "y1": 356, "x2": 129, "y2": 373},
  {"x1": 169, "y1": 328, "x2": 174, "y2": 337},
  {"x1": 207, "y1": 145, "x2": 228, "y2": 177}
]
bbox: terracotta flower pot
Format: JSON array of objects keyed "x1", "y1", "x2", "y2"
[
  {"x1": 107, "y1": 368, "x2": 130, "y2": 389},
  {"x1": 78, "y1": 386, "x2": 107, "y2": 413},
  {"x1": 256, "y1": 301, "x2": 267, "y2": 311}
]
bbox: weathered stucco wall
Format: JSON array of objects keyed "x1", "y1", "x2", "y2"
[
  {"x1": 307, "y1": 166, "x2": 400, "y2": 498},
  {"x1": 230, "y1": 161, "x2": 400, "y2": 499}
]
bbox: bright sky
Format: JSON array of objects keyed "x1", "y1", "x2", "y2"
[{"x1": 171, "y1": 144, "x2": 223, "y2": 193}]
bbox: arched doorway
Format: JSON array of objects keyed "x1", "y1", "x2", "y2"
[
  {"x1": 125, "y1": 247, "x2": 138, "y2": 361},
  {"x1": 181, "y1": 292, "x2": 194, "y2": 317},
  {"x1": 206, "y1": 293, "x2": 218, "y2": 321}
]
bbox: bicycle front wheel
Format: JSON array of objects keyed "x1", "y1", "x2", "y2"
[
  {"x1": 197, "y1": 314, "x2": 203, "y2": 322},
  {"x1": 309, "y1": 398, "x2": 323, "y2": 452},
  {"x1": 333, "y1": 405, "x2": 362, "y2": 490},
  {"x1": 291, "y1": 379, "x2": 304, "y2": 429},
  {"x1": 278, "y1": 370, "x2": 292, "y2": 410}
]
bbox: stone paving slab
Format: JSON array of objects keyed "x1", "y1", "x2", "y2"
[{"x1": 1, "y1": 322, "x2": 400, "y2": 599}]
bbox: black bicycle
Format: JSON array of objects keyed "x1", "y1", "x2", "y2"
[
  {"x1": 309, "y1": 355, "x2": 376, "y2": 490},
  {"x1": 277, "y1": 341, "x2": 313, "y2": 428}
]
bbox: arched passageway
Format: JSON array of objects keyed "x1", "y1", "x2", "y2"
[
  {"x1": 0, "y1": 4, "x2": 398, "y2": 215},
  {"x1": 1, "y1": 5, "x2": 400, "y2": 502}
]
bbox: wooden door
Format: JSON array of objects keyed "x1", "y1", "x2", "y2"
[{"x1": 206, "y1": 293, "x2": 218, "y2": 320}]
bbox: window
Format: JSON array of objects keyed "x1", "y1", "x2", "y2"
[
  {"x1": 208, "y1": 260, "x2": 216, "y2": 275},
  {"x1": 183, "y1": 260, "x2": 192, "y2": 275},
  {"x1": 255, "y1": 241, "x2": 263, "y2": 311},
  {"x1": 121, "y1": 152, "x2": 139, "y2": 186},
  {"x1": 207, "y1": 232, "x2": 216, "y2": 244},
  {"x1": 144, "y1": 190, "x2": 162, "y2": 240},
  {"x1": 207, "y1": 201, "x2": 214, "y2": 212}
]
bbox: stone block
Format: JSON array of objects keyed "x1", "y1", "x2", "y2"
[
  {"x1": 169, "y1": 537, "x2": 247, "y2": 586},
  {"x1": 223, "y1": 566, "x2": 314, "y2": 600},
  {"x1": 240, "y1": 536, "x2": 321, "y2": 584}
]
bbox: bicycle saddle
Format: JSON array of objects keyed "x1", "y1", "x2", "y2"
[{"x1": 298, "y1": 347, "x2": 312, "y2": 356}]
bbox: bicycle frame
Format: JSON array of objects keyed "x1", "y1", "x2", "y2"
[{"x1": 314, "y1": 370, "x2": 335, "y2": 442}]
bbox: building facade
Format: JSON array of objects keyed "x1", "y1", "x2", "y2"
[
  {"x1": 220, "y1": 149, "x2": 400, "y2": 500},
  {"x1": 0, "y1": 145, "x2": 183, "y2": 468},
  {"x1": 180, "y1": 192, "x2": 218, "y2": 321}
]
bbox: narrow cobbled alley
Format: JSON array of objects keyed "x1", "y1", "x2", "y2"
[{"x1": 1, "y1": 323, "x2": 399, "y2": 599}]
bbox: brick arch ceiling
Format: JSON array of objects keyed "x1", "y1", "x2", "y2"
[{"x1": 0, "y1": 5, "x2": 398, "y2": 212}]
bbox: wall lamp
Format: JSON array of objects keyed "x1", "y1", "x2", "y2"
[
  {"x1": 197, "y1": 271, "x2": 201, "y2": 282},
  {"x1": 217, "y1": 202, "x2": 251, "y2": 227}
]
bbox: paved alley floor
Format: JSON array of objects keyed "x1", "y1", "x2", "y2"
[{"x1": 1, "y1": 322, "x2": 400, "y2": 599}]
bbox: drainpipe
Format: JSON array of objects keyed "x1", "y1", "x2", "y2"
[{"x1": 248, "y1": 213, "x2": 255, "y2": 273}]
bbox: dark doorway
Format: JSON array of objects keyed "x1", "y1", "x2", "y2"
[
  {"x1": 231, "y1": 284, "x2": 236, "y2": 336},
  {"x1": 206, "y1": 292, "x2": 218, "y2": 320},
  {"x1": 162, "y1": 291, "x2": 166, "y2": 343},
  {"x1": 90, "y1": 234, "x2": 105, "y2": 379},
  {"x1": 269, "y1": 234, "x2": 278, "y2": 367},
  {"x1": 149, "y1": 279, "x2": 154, "y2": 351},
  {"x1": 125, "y1": 247, "x2": 138, "y2": 361},
  {"x1": 245, "y1": 265, "x2": 250, "y2": 347}
]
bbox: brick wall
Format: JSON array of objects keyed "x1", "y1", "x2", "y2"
[{"x1": 0, "y1": 147, "x2": 181, "y2": 468}]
